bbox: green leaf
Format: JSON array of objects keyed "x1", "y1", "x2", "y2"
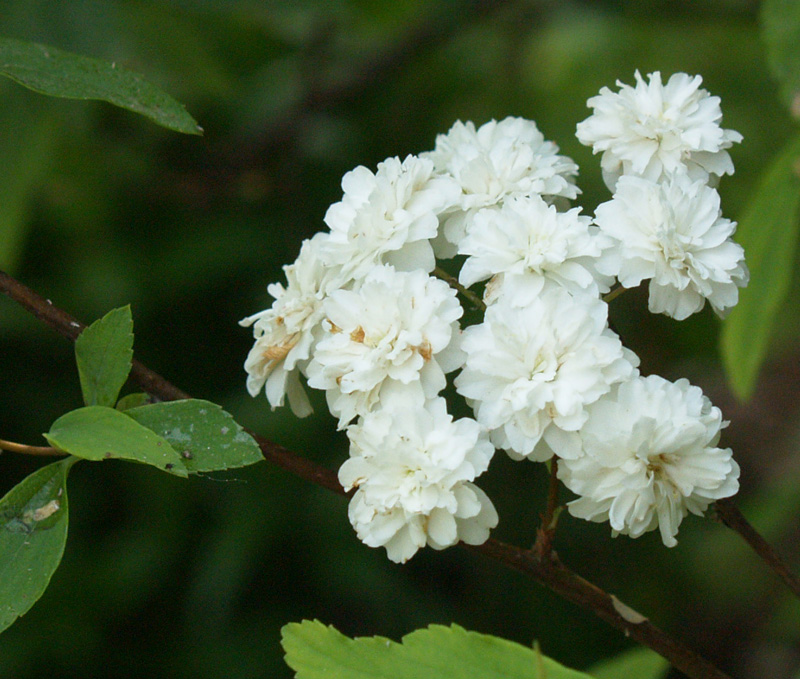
[
  {"x1": 0, "y1": 457, "x2": 76, "y2": 633},
  {"x1": 44, "y1": 406, "x2": 188, "y2": 478},
  {"x1": 0, "y1": 38, "x2": 202, "y2": 135},
  {"x1": 115, "y1": 393, "x2": 153, "y2": 412},
  {"x1": 126, "y1": 399, "x2": 263, "y2": 473},
  {"x1": 589, "y1": 647, "x2": 669, "y2": 679},
  {"x1": 74, "y1": 306, "x2": 134, "y2": 408},
  {"x1": 761, "y1": 0, "x2": 800, "y2": 113},
  {"x1": 281, "y1": 620, "x2": 593, "y2": 679},
  {"x1": 720, "y1": 131, "x2": 800, "y2": 400}
]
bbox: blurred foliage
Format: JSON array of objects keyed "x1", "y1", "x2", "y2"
[{"x1": 0, "y1": 1, "x2": 799, "y2": 679}]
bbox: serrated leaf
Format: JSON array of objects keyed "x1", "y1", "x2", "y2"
[
  {"x1": 75, "y1": 306, "x2": 134, "y2": 407},
  {"x1": 44, "y1": 406, "x2": 188, "y2": 478},
  {"x1": 0, "y1": 38, "x2": 202, "y2": 135},
  {"x1": 720, "y1": 132, "x2": 800, "y2": 400},
  {"x1": 281, "y1": 620, "x2": 593, "y2": 679},
  {"x1": 761, "y1": 0, "x2": 800, "y2": 113},
  {"x1": 126, "y1": 399, "x2": 263, "y2": 473},
  {"x1": 0, "y1": 457, "x2": 76, "y2": 633},
  {"x1": 589, "y1": 647, "x2": 669, "y2": 679}
]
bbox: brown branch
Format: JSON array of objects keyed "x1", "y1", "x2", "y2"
[
  {"x1": 0, "y1": 269, "x2": 336, "y2": 493},
  {"x1": 1, "y1": 269, "x2": 733, "y2": 679},
  {"x1": 468, "y1": 540, "x2": 732, "y2": 679},
  {"x1": 715, "y1": 497, "x2": 800, "y2": 600}
]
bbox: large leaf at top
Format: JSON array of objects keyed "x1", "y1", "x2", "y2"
[
  {"x1": 0, "y1": 457, "x2": 76, "y2": 633},
  {"x1": 589, "y1": 647, "x2": 669, "y2": 679},
  {"x1": 74, "y1": 306, "x2": 134, "y2": 408},
  {"x1": 44, "y1": 406, "x2": 188, "y2": 478},
  {"x1": 761, "y1": 0, "x2": 800, "y2": 113},
  {"x1": 0, "y1": 38, "x2": 202, "y2": 135},
  {"x1": 282, "y1": 621, "x2": 593, "y2": 679},
  {"x1": 720, "y1": 131, "x2": 800, "y2": 400},
  {"x1": 126, "y1": 399, "x2": 263, "y2": 473}
]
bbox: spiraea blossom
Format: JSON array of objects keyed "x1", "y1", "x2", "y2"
[
  {"x1": 340, "y1": 394, "x2": 498, "y2": 563},
  {"x1": 558, "y1": 375, "x2": 740, "y2": 547},
  {"x1": 240, "y1": 233, "x2": 347, "y2": 417},
  {"x1": 458, "y1": 195, "x2": 614, "y2": 302},
  {"x1": 455, "y1": 286, "x2": 638, "y2": 461},
  {"x1": 243, "y1": 81, "x2": 745, "y2": 561},
  {"x1": 576, "y1": 71, "x2": 742, "y2": 190},
  {"x1": 593, "y1": 173, "x2": 748, "y2": 320},
  {"x1": 320, "y1": 155, "x2": 460, "y2": 279},
  {"x1": 424, "y1": 117, "x2": 579, "y2": 255},
  {"x1": 306, "y1": 264, "x2": 464, "y2": 427}
]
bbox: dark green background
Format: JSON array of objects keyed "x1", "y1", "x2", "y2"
[{"x1": 1, "y1": 1, "x2": 799, "y2": 678}]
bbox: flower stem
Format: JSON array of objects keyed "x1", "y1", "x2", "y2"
[
  {"x1": 433, "y1": 266, "x2": 486, "y2": 311},
  {"x1": 0, "y1": 438, "x2": 66, "y2": 456},
  {"x1": 602, "y1": 284, "x2": 627, "y2": 304},
  {"x1": 533, "y1": 457, "x2": 562, "y2": 560}
]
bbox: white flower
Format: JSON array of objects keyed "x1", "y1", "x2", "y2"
[
  {"x1": 576, "y1": 71, "x2": 742, "y2": 190},
  {"x1": 321, "y1": 155, "x2": 460, "y2": 280},
  {"x1": 305, "y1": 264, "x2": 464, "y2": 427},
  {"x1": 593, "y1": 174, "x2": 748, "y2": 320},
  {"x1": 558, "y1": 375, "x2": 740, "y2": 547},
  {"x1": 240, "y1": 233, "x2": 347, "y2": 417},
  {"x1": 424, "y1": 117, "x2": 579, "y2": 256},
  {"x1": 340, "y1": 395, "x2": 498, "y2": 563},
  {"x1": 455, "y1": 286, "x2": 638, "y2": 461},
  {"x1": 458, "y1": 195, "x2": 614, "y2": 300}
]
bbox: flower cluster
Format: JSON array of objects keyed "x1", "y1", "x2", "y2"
[
  {"x1": 242, "y1": 72, "x2": 744, "y2": 561},
  {"x1": 577, "y1": 71, "x2": 748, "y2": 319}
]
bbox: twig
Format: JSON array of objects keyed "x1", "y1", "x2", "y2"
[
  {"x1": 0, "y1": 438, "x2": 66, "y2": 457},
  {"x1": 602, "y1": 284, "x2": 626, "y2": 304},
  {"x1": 0, "y1": 268, "x2": 733, "y2": 679},
  {"x1": 0, "y1": 269, "x2": 337, "y2": 492},
  {"x1": 532, "y1": 457, "x2": 561, "y2": 559},
  {"x1": 715, "y1": 497, "x2": 800, "y2": 600},
  {"x1": 468, "y1": 540, "x2": 732, "y2": 679},
  {"x1": 433, "y1": 267, "x2": 486, "y2": 311}
]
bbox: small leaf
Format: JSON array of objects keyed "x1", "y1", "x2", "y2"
[
  {"x1": 126, "y1": 399, "x2": 263, "y2": 473},
  {"x1": 281, "y1": 620, "x2": 593, "y2": 679},
  {"x1": 0, "y1": 457, "x2": 76, "y2": 633},
  {"x1": 44, "y1": 406, "x2": 188, "y2": 478},
  {"x1": 761, "y1": 0, "x2": 800, "y2": 114},
  {"x1": 720, "y1": 131, "x2": 800, "y2": 400},
  {"x1": 115, "y1": 393, "x2": 153, "y2": 412},
  {"x1": 75, "y1": 306, "x2": 134, "y2": 407},
  {"x1": 589, "y1": 647, "x2": 669, "y2": 679},
  {"x1": 0, "y1": 38, "x2": 202, "y2": 135}
]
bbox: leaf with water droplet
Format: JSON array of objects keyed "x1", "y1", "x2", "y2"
[
  {"x1": 0, "y1": 457, "x2": 76, "y2": 633},
  {"x1": 44, "y1": 406, "x2": 187, "y2": 477},
  {"x1": 126, "y1": 399, "x2": 263, "y2": 473}
]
